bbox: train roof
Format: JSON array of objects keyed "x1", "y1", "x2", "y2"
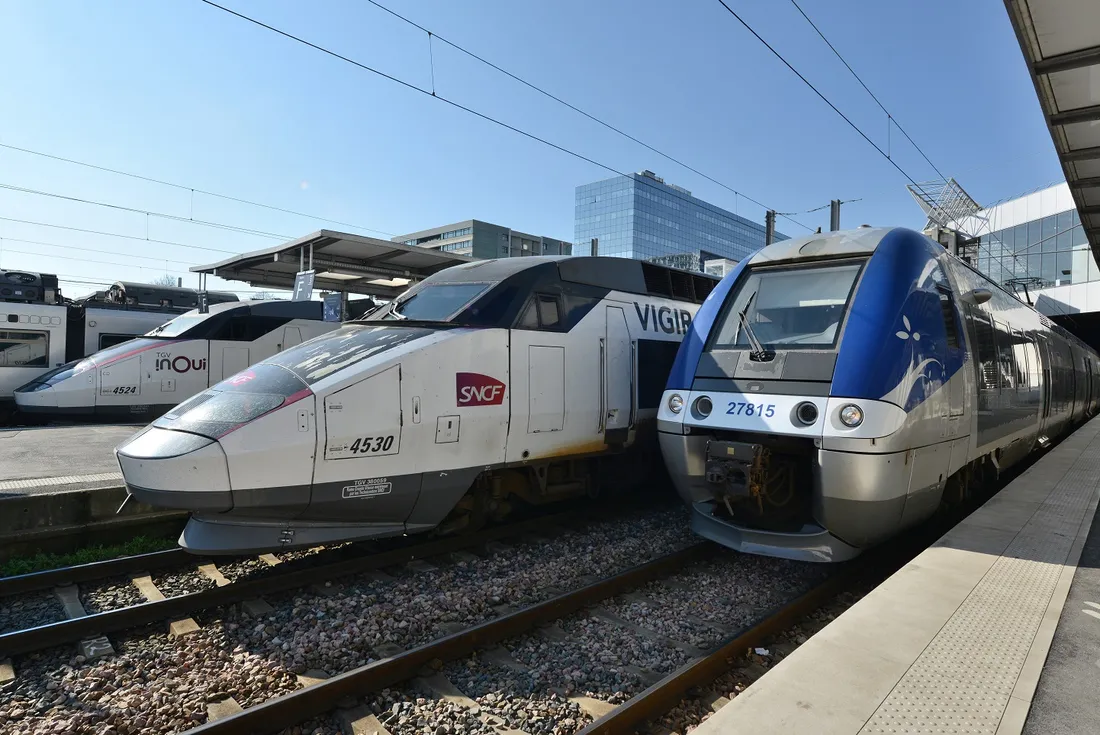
[
  {"x1": 174, "y1": 299, "x2": 323, "y2": 320},
  {"x1": 426, "y1": 255, "x2": 719, "y2": 305},
  {"x1": 747, "y1": 227, "x2": 891, "y2": 266}
]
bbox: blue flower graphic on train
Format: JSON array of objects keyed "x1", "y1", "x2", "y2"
[{"x1": 894, "y1": 310, "x2": 945, "y2": 411}]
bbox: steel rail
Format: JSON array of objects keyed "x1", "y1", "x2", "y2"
[
  {"x1": 577, "y1": 509, "x2": 959, "y2": 734},
  {"x1": 0, "y1": 548, "x2": 191, "y2": 598},
  {"x1": 179, "y1": 542, "x2": 712, "y2": 735},
  {"x1": 575, "y1": 561, "x2": 869, "y2": 734},
  {"x1": 0, "y1": 510, "x2": 586, "y2": 658}
]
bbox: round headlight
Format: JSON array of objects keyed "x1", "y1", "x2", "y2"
[
  {"x1": 693, "y1": 395, "x2": 713, "y2": 418},
  {"x1": 668, "y1": 394, "x2": 684, "y2": 414},
  {"x1": 839, "y1": 404, "x2": 864, "y2": 427},
  {"x1": 795, "y1": 401, "x2": 818, "y2": 426}
]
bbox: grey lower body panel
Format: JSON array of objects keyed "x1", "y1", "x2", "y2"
[
  {"x1": 690, "y1": 501, "x2": 862, "y2": 563},
  {"x1": 164, "y1": 468, "x2": 490, "y2": 554},
  {"x1": 127, "y1": 483, "x2": 233, "y2": 512},
  {"x1": 180, "y1": 515, "x2": 407, "y2": 555}
]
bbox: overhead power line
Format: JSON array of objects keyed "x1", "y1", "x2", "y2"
[
  {"x1": 786, "y1": 0, "x2": 947, "y2": 181},
  {"x1": 0, "y1": 142, "x2": 396, "y2": 237},
  {"x1": 364, "y1": 0, "x2": 810, "y2": 232},
  {"x1": 0, "y1": 182, "x2": 288, "y2": 240},
  {"x1": 0, "y1": 215, "x2": 237, "y2": 255},
  {"x1": 197, "y1": 0, "x2": 813, "y2": 233},
  {"x1": 0, "y1": 235, "x2": 201, "y2": 267},
  {"x1": 713, "y1": 0, "x2": 930, "y2": 196}
]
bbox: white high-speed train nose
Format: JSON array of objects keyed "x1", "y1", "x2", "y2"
[
  {"x1": 14, "y1": 359, "x2": 97, "y2": 414},
  {"x1": 115, "y1": 426, "x2": 234, "y2": 511}
]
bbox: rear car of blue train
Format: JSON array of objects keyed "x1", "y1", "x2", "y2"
[{"x1": 658, "y1": 227, "x2": 972, "y2": 562}]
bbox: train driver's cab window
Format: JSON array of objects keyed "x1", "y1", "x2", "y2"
[
  {"x1": 211, "y1": 315, "x2": 292, "y2": 342},
  {"x1": 0, "y1": 330, "x2": 48, "y2": 367},
  {"x1": 708, "y1": 261, "x2": 862, "y2": 349},
  {"x1": 517, "y1": 294, "x2": 561, "y2": 330}
]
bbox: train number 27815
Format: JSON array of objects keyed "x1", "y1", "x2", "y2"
[
  {"x1": 349, "y1": 435, "x2": 395, "y2": 454},
  {"x1": 726, "y1": 402, "x2": 775, "y2": 417}
]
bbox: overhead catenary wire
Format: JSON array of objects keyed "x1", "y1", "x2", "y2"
[
  {"x1": 0, "y1": 215, "x2": 237, "y2": 255},
  {"x1": 197, "y1": 0, "x2": 814, "y2": 234},
  {"x1": 0, "y1": 142, "x2": 396, "y2": 237},
  {"x1": 0, "y1": 235, "x2": 201, "y2": 267},
  {"x1": 0, "y1": 182, "x2": 288, "y2": 240},
  {"x1": 713, "y1": 0, "x2": 931, "y2": 195},
  {"x1": 364, "y1": 0, "x2": 812, "y2": 232},
  {"x1": 787, "y1": 0, "x2": 947, "y2": 181}
]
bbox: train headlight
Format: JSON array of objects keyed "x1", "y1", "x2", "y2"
[
  {"x1": 839, "y1": 404, "x2": 864, "y2": 427},
  {"x1": 692, "y1": 395, "x2": 713, "y2": 418},
  {"x1": 668, "y1": 394, "x2": 684, "y2": 414},
  {"x1": 795, "y1": 401, "x2": 818, "y2": 426}
]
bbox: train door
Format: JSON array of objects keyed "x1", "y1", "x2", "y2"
[
  {"x1": 220, "y1": 346, "x2": 250, "y2": 379},
  {"x1": 1038, "y1": 334, "x2": 1052, "y2": 431},
  {"x1": 603, "y1": 306, "x2": 632, "y2": 442},
  {"x1": 313, "y1": 364, "x2": 416, "y2": 524},
  {"x1": 505, "y1": 293, "x2": 588, "y2": 464}
]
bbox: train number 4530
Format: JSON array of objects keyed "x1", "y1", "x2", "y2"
[{"x1": 349, "y1": 435, "x2": 395, "y2": 454}]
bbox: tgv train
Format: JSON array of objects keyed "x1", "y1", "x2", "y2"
[
  {"x1": 659, "y1": 226, "x2": 1100, "y2": 562},
  {"x1": 15, "y1": 300, "x2": 336, "y2": 420},
  {"x1": 0, "y1": 270, "x2": 237, "y2": 421},
  {"x1": 113, "y1": 256, "x2": 716, "y2": 553}
]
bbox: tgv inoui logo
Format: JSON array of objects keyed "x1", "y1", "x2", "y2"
[{"x1": 456, "y1": 372, "x2": 506, "y2": 406}]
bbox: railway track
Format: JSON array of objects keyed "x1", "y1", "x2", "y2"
[
  {"x1": 165, "y1": 543, "x2": 858, "y2": 735},
  {"x1": 162, "y1": 496, "x2": 958, "y2": 735},
  {"x1": 0, "y1": 450, "x2": 1035, "y2": 735},
  {"x1": 0, "y1": 509, "x2": 601, "y2": 659}
]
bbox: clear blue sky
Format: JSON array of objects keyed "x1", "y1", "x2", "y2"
[{"x1": 0, "y1": 0, "x2": 1065, "y2": 296}]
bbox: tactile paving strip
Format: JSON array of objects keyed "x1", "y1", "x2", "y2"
[
  {"x1": 0, "y1": 472, "x2": 124, "y2": 491},
  {"x1": 859, "y1": 429, "x2": 1100, "y2": 735}
]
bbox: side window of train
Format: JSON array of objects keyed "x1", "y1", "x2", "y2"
[
  {"x1": 1011, "y1": 332, "x2": 1029, "y2": 393},
  {"x1": 210, "y1": 315, "x2": 290, "y2": 342},
  {"x1": 936, "y1": 287, "x2": 960, "y2": 349},
  {"x1": 99, "y1": 333, "x2": 132, "y2": 350},
  {"x1": 0, "y1": 329, "x2": 49, "y2": 367},
  {"x1": 970, "y1": 309, "x2": 998, "y2": 392},
  {"x1": 993, "y1": 320, "x2": 1016, "y2": 390},
  {"x1": 516, "y1": 294, "x2": 561, "y2": 331}
]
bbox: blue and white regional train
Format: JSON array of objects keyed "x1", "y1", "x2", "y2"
[
  {"x1": 112, "y1": 256, "x2": 716, "y2": 553},
  {"x1": 659, "y1": 226, "x2": 1100, "y2": 562}
]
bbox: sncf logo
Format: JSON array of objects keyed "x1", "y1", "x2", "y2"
[{"x1": 456, "y1": 372, "x2": 506, "y2": 407}]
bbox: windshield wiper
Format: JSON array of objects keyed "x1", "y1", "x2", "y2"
[{"x1": 738, "y1": 291, "x2": 775, "y2": 362}]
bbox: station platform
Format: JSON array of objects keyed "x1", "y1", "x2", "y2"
[
  {"x1": 695, "y1": 417, "x2": 1100, "y2": 735},
  {"x1": 0, "y1": 424, "x2": 138, "y2": 496}
]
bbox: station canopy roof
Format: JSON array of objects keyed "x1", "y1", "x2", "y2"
[
  {"x1": 192, "y1": 230, "x2": 474, "y2": 299},
  {"x1": 1006, "y1": 0, "x2": 1100, "y2": 261}
]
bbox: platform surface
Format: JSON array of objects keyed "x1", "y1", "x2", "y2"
[
  {"x1": 695, "y1": 417, "x2": 1100, "y2": 735},
  {"x1": 0, "y1": 425, "x2": 139, "y2": 494}
]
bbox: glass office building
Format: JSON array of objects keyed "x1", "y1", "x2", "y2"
[
  {"x1": 574, "y1": 171, "x2": 784, "y2": 269},
  {"x1": 951, "y1": 182, "x2": 1095, "y2": 287}
]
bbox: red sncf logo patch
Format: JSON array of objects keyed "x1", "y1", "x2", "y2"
[{"x1": 456, "y1": 372, "x2": 506, "y2": 406}]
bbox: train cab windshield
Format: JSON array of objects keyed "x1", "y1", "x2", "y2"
[
  {"x1": 709, "y1": 261, "x2": 863, "y2": 350},
  {"x1": 373, "y1": 282, "x2": 493, "y2": 322}
]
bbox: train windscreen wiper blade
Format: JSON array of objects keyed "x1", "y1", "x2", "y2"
[{"x1": 738, "y1": 291, "x2": 774, "y2": 361}]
